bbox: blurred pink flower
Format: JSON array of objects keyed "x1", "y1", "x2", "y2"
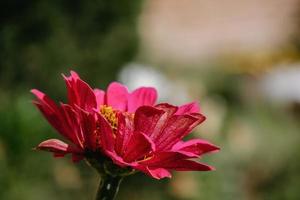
[{"x1": 32, "y1": 71, "x2": 219, "y2": 179}]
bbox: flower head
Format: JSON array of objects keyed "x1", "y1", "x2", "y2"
[{"x1": 32, "y1": 71, "x2": 219, "y2": 179}]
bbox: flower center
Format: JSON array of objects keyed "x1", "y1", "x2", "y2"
[{"x1": 100, "y1": 105, "x2": 118, "y2": 129}]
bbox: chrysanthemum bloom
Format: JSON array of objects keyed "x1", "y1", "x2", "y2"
[{"x1": 31, "y1": 71, "x2": 219, "y2": 200}]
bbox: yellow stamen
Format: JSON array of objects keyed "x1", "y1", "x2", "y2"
[
  {"x1": 100, "y1": 105, "x2": 118, "y2": 129},
  {"x1": 140, "y1": 155, "x2": 153, "y2": 162}
]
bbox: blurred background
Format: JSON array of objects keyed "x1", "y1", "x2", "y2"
[{"x1": 1, "y1": 0, "x2": 300, "y2": 199}]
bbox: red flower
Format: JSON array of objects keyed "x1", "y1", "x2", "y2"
[{"x1": 32, "y1": 71, "x2": 219, "y2": 179}]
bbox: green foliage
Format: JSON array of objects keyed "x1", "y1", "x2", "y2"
[{"x1": 0, "y1": 0, "x2": 142, "y2": 91}]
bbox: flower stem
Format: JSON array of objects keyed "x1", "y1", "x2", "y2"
[{"x1": 95, "y1": 175, "x2": 123, "y2": 200}]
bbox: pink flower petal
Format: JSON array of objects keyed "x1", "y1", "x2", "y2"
[
  {"x1": 31, "y1": 89, "x2": 59, "y2": 113},
  {"x1": 134, "y1": 104, "x2": 204, "y2": 151},
  {"x1": 176, "y1": 101, "x2": 201, "y2": 114},
  {"x1": 162, "y1": 160, "x2": 215, "y2": 171},
  {"x1": 75, "y1": 106, "x2": 97, "y2": 150},
  {"x1": 140, "y1": 151, "x2": 214, "y2": 171},
  {"x1": 146, "y1": 167, "x2": 172, "y2": 179},
  {"x1": 134, "y1": 106, "x2": 165, "y2": 138},
  {"x1": 105, "y1": 151, "x2": 134, "y2": 167},
  {"x1": 155, "y1": 114, "x2": 202, "y2": 151},
  {"x1": 155, "y1": 103, "x2": 178, "y2": 115},
  {"x1": 140, "y1": 151, "x2": 189, "y2": 166},
  {"x1": 63, "y1": 71, "x2": 97, "y2": 112},
  {"x1": 134, "y1": 104, "x2": 178, "y2": 140},
  {"x1": 31, "y1": 89, "x2": 70, "y2": 139},
  {"x1": 150, "y1": 103, "x2": 178, "y2": 141},
  {"x1": 94, "y1": 89, "x2": 105, "y2": 109},
  {"x1": 60, "y1": 104, "x2": 85, "y2": 149},
  {"x1": 106, "y1": 82, "x2": 129, "y2": 111},
  {"x1": 127, "y1": 87, "x2": 157, "y2": 112},
  {"x1": 185, "y1": 113, "x2": 206, "y2": 133},
  {"x1": 123, "y1": 132, "x2": 155, "y2": 162},
  {"x1": 97, "y1": 113, "x2": 115, "y2": 152},
  {"x1": 172, "y1": 139, "x2": 220, "y2": 157},
  {"x1": 132, "y1": 165, "x2": 172, "y2": 179},
  {"x1": 32, "y1": 90, "x2": 86, "y2": 149},
  {"x1": 115, "y1": 112, "x2": 134, "y2": 156},
  {"x1": 37, "y1": 139, "x2": 82, "y2": 156}
]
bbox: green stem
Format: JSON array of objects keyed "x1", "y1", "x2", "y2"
[{"x1": 95, "y1": 175, "x2": 123, "y2": 200}]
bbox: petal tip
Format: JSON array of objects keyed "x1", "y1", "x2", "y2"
[
  {"x1": 30, "y1": 89, "x2": 44, "y2": 97},
  {"x1": 70, "y1": 70, "x2": 79, "y2": 78}
]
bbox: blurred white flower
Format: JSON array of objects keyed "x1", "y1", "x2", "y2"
[
  {"x1": 118, "y1": 63, "x2": 190, "y2": 104},
  {"x1": 260, "y1": 64, "x2": 300, "y2": 103}
]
